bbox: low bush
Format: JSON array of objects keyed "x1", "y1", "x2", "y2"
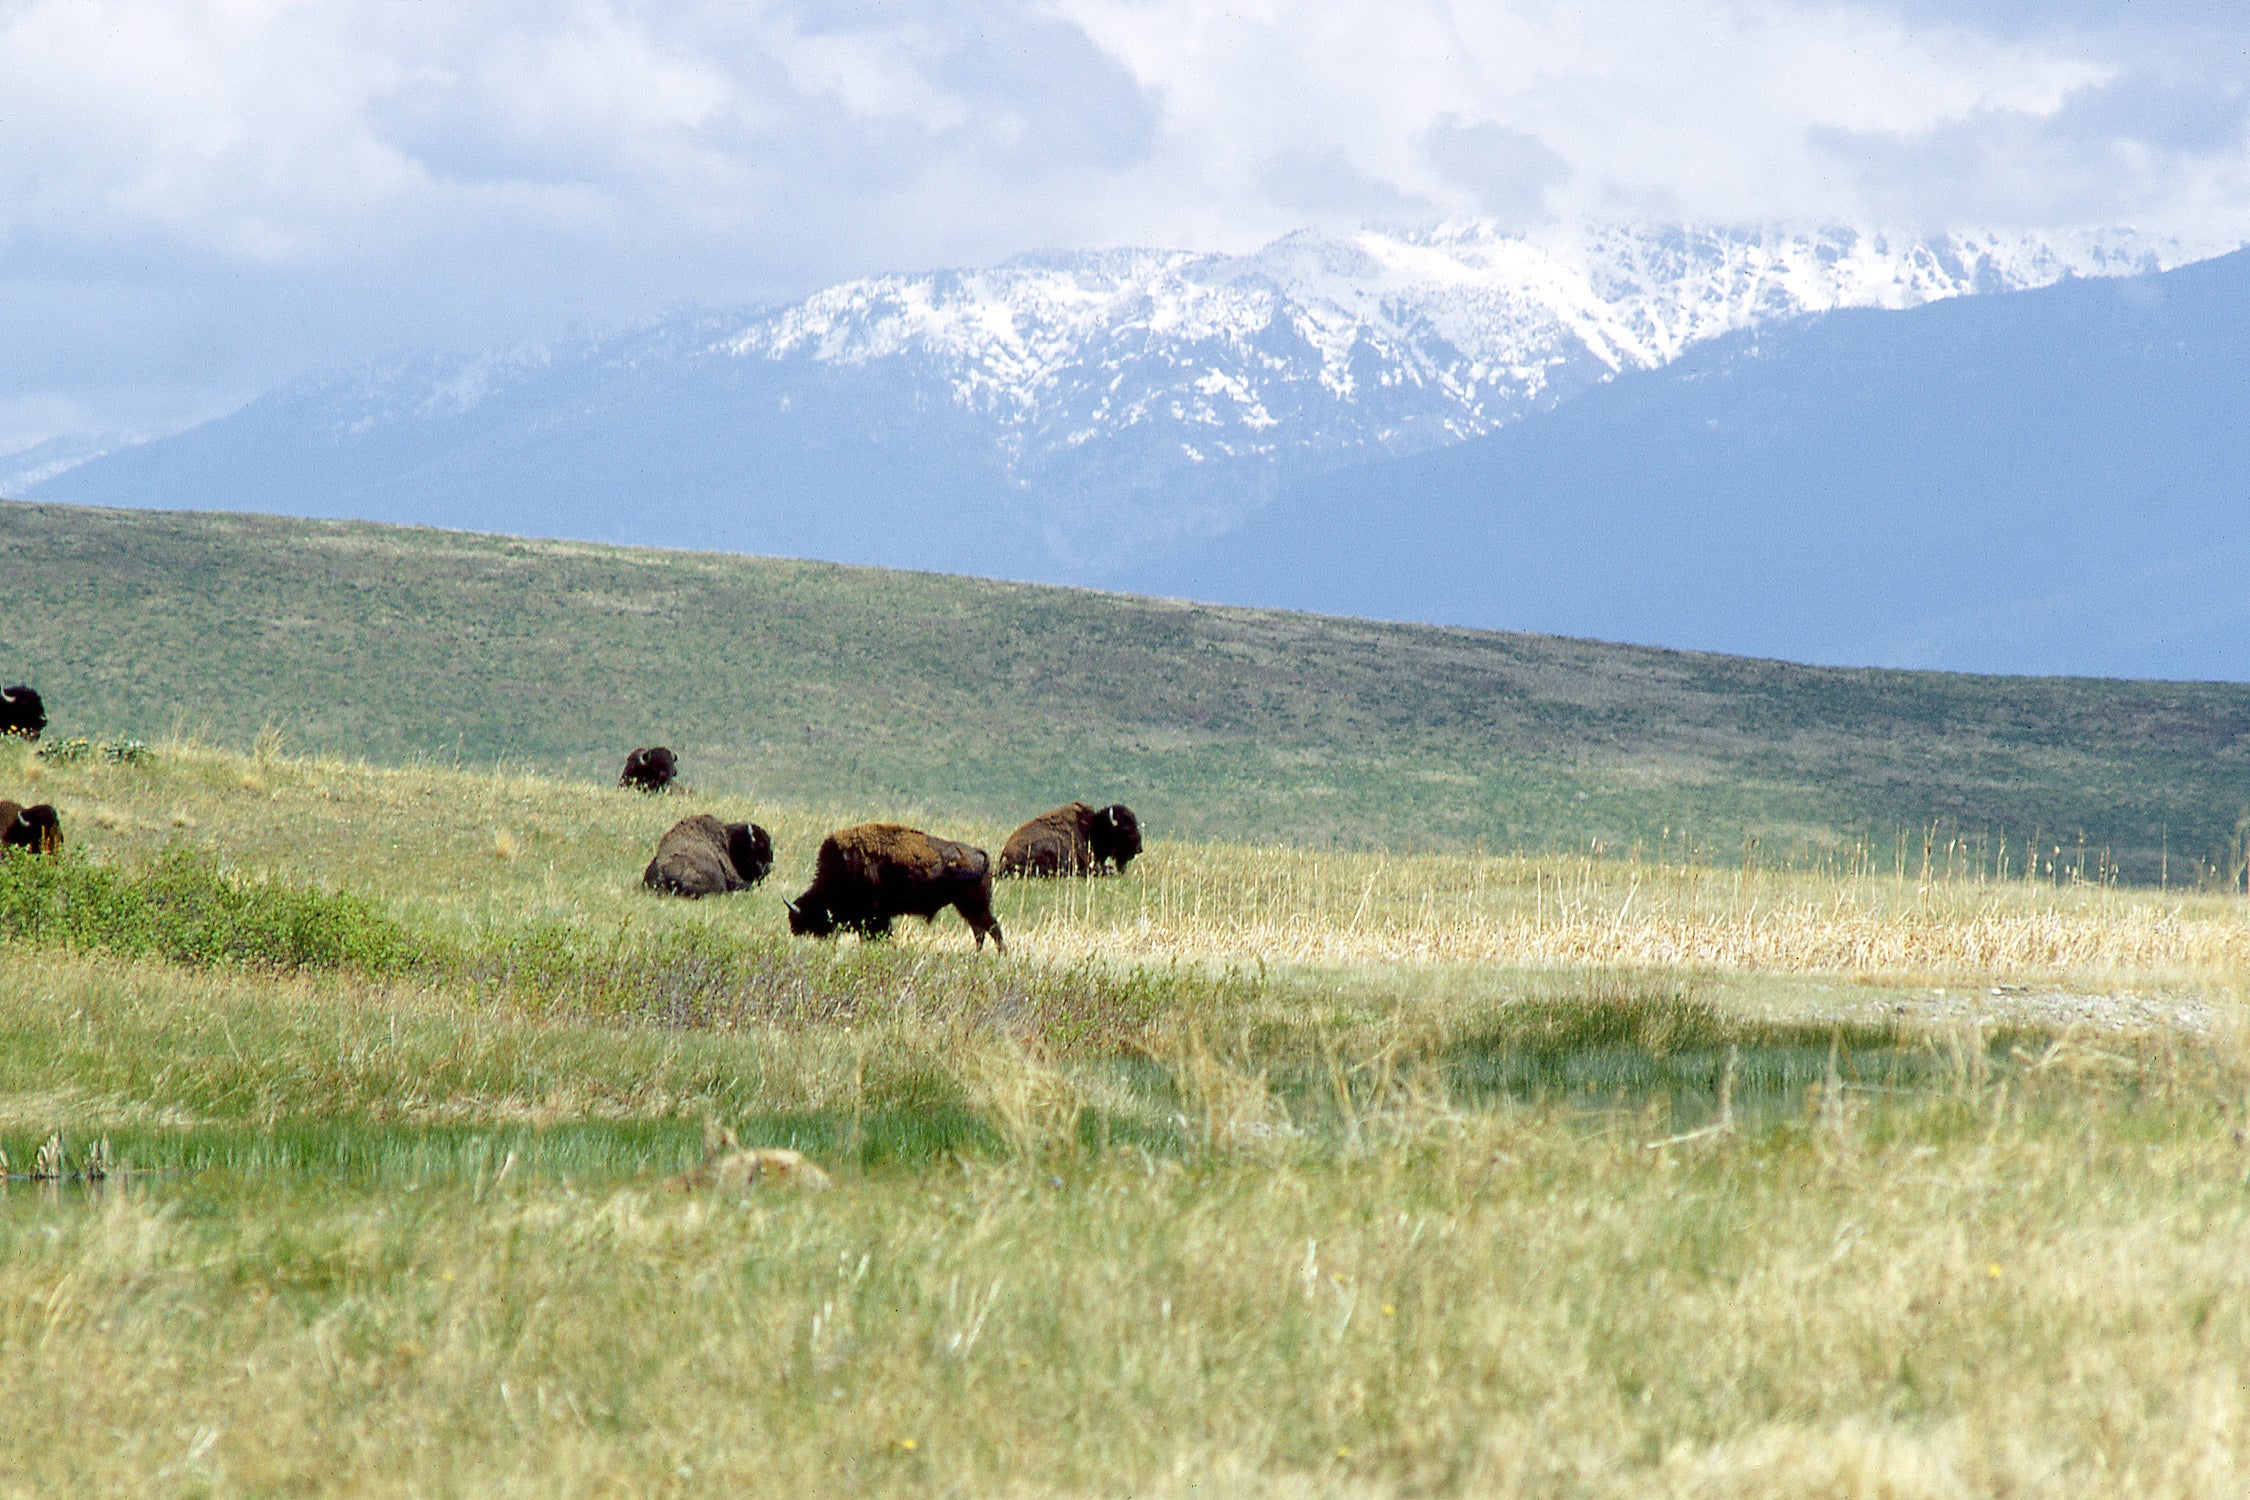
[{"x1": 0, "y1": 846, "x2": 414, "y2": 972}]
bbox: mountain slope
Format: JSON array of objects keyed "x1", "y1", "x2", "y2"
[
  {"x1": 1137, "y1": 248, "x2": 2250, "y2": 681},
  {"x1": 4, "y1": 500, "x2": 2248, "y2": 880},
  {"x1": 27, "y1": 224, "x2": 2190, "y2": 577}
]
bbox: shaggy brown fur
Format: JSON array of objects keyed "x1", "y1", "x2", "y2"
[
  {"x1": 1000, "y1": 801, "x2": 1142, "y2": 876},
  {"x1": 786, "y1": 822, "x2": 1003, "y2": 952},
  {"x1": 0, "y1": 799, "x2": 61, "y2": 855},
  {"x1": 675, "y1": 1123, "x2": 832, "y2": 1192},
  {"x1": 642, "y1": 814, "x2": 772, "y2": 898},
  {"x1": 1000, "y1": 801, "x2": 1099, "y2": 877}
]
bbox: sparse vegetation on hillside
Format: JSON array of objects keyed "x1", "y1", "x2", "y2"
[{"x1": 5, "y1": 499, "x2": 2248, "y2": 878}]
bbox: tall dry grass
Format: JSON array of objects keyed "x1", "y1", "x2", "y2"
[{"x1": 1022, "y1": 844, "x2": 2250, "y2": 985}]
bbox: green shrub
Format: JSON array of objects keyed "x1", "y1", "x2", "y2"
[{"x1": 0, "y1": 846, "x2": 413, "y2": 972}]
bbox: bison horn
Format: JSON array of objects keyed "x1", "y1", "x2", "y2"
[{"x1": 782, "y1": 897, "x2": 800, "y2": 916}]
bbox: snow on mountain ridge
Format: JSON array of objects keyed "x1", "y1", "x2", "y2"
[
  {"x1": 263, "y1": 221, "x2": 2194, "y2": 471},
  {"x1": 718, "y1": 222, "x2": 2199, "y2": 456}
]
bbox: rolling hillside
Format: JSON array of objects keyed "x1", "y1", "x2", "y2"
[{"x1": 4, "y1": 499, "x2": 2248, "y2": 880}]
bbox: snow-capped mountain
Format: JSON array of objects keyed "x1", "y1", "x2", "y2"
[
  {"x1": 28, "y1": 222, "x2": 2212, "y2": 576},
  {"x1": 746, "y1": 222, "x2": 2182, "y2": 438},
  {"x1": 704, "y1": 222, "x2": 2191, "y2": 552}
]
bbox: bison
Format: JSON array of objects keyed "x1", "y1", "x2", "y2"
[
  {"x1": 785, "y1": 823, "x2": 1004, "y2": 952},
  {"x1": 644, "y1": 814, "x2": 772, "y2": 898},
  {"x1": 0, "y1": 800, "x2": 61, "y2": 855},
  {"x1": 999, "y1": 801, "x2": 1143, "y2": 877},
  {"x1": 0, "y1": 686, "x2": 44, "y2": 741},
  {"x1": 619, "y1": 746, "x2": 679, "y2": 792}
]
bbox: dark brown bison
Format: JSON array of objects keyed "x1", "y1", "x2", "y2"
[
  {"x1": 785, "y1": 823, "x2": 1003, "y2": 952},
  {"x1": 0, "y1": 800, "x2": 61, "y2": 855},
  {"x1": 999, "y1": 801, "x2": 1143, "y2": 877},
  {"x1": 619, "y1": 746, "x2": 679, "y2": 792},
  {"x1": 643, "y1": 814, "x2": 772, "y2": 898},
  {"x1": 0, "y1": 687, "x2": 44, "y2": 741}
]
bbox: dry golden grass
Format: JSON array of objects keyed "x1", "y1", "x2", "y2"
[
  {"x1": 1024, "y1": 844, "x2": 2250, "y2": 989},
  {"x1": 12, "y1": 734, "x2": 2247, "y2": 1008}
]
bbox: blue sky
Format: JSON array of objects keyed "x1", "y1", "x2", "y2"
[{"x1": 2, "y1": 0, "x2": 2246, "y2": 450}]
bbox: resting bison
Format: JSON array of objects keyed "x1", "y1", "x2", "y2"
[
  {"x1": 643, "y1": 814, "x2": 772, "y2": 898},
  {"x1": 999, "y1": 801, "x2": 1143, "y2": 877},
  {"x1": 785, "y1": 823, "x2": 1004, "y2": 952},
  {"x1": 0, "y1": 800, "x2": 61, "y2": 855},
  {"x1": 0, "y1": 686, "x2": 44, "y2": 741},
  {"x1": 619, "y1": 746, "x2": 678, "y2": 792}
]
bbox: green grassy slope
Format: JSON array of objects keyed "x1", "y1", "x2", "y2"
[{"x1": 5, "y1": 499, "x2": 2247, "y2": 877}]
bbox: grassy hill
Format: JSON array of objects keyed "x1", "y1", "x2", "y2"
[{"x1": 5, "y1": 498, "x2": 2248, "y2": 880}]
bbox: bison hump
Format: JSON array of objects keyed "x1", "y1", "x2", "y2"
[{"x1": 828, "y1": 822, "x2": 943, "y2": 879}]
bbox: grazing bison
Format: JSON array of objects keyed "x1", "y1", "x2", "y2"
[
  {"x1": 999, "y1": 801, "x2": 1143, "y2": 877},
  {"x1": 0, "y1": 800, "x2": 61, "y2": 855},
  {"x1": 0, "y1": 686, "x2": 44, "y2": 741},
  {"x1": 785, "y1": 823, "x2": 1004, "y2": 952},
  {"x1": 643, "y1": 814, "x2": 772, "y2": 898},
  {"x1": 618, "y1": 746, "x2": 679, "y2": 792}
]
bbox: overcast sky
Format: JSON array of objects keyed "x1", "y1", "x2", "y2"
[{"x1": 3, "y1": 0, "x2": 2246, "y2": 449}]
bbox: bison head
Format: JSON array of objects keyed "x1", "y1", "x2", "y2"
[
  {"x1": 0, "y1": 685, "x2": 43, "y2": 741},
  {"x1": 619, "y1": 746, "x2": 678, "y2": 791},
  {"x1": 1092, "y1": 803, "x2": 1142, "y2": 869},
  {"x1": 3, "y1": 803, "x2": 61, "y2": 855},
  {"x1": 727, "y1": 822, "x2": 774, "y2": 885},
  {"x1": 783, "y1": 895, "x2": 836, "y2": 938}
]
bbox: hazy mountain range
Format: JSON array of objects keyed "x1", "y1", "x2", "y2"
[
  {"x1": 1136, "y1": 246, "x2": 2250, "y2": 681},
  {"x1": 17, "y1": 220, "x2": 2244, "y2": 677}
]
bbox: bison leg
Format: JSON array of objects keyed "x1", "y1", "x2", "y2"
[{"x1": 955, "y1": 894, "x2": 1005, "y2": 954}]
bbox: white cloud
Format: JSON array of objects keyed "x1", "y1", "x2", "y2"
[
  {"x1": 1060, "y1": 0, "x2": 2133, "y2": 234},
  {"x1": 0, "y1": 0, "x2": 2244, "y2": 438}
]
